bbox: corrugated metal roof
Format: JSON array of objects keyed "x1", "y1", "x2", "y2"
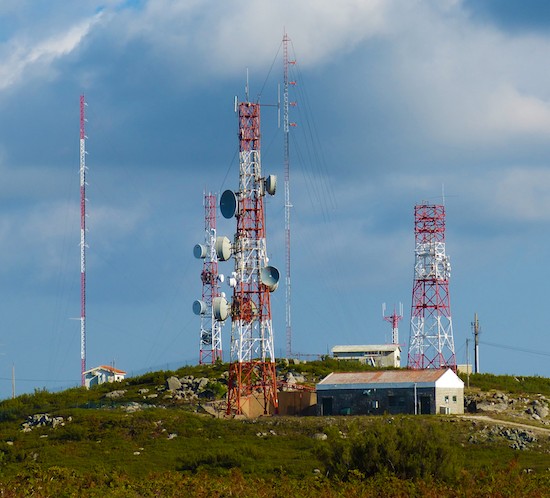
[
  {"x1": 332, "y1": 344, "x2": 400, "y2": 353},
  {"x1": 318, "y1": 369, "x2": 449, "y2": 385}
]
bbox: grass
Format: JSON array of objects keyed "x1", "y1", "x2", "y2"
[{"x1": 1, "y1": 362, "x2": 550, "y2": 496}]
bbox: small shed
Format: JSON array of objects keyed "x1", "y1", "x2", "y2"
[
  {"x1": 84, "y1": 365, "x2": 127, "y2": 388},
  {"x1": 331, "y1": 344, "x2": 401, "y2": 368},
  {"x1": 317, "y1": 369, "x2": 463, "y2": 416}
]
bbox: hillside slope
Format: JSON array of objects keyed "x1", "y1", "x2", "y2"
[{"x1": 0, "y1": 362, "x2": 550, "y2": 497}]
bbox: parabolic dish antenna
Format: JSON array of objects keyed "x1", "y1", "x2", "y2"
[
  {"x1": 193, "y1": 244, "x2": 207, "y2": 259},
  {"x1": 215, "y1": 236, "x2": 232, "y2": 261},
  {"x1": 192, "y1": 300, "x2": 207, "y2": 315},
  {"x1": 213, "y1": 296, "x2": 230, "y2": 321},
  {"x1": 260, "y1": 265, "x2": 280, "y2": 292},
  {"x1": 220, "y1": 189, "x2": 237, "y2": 219},
  {"x1": 265, "y1": 175, "x2": 277, "y2": 196}
]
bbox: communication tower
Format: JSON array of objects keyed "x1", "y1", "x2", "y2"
[
  {"x1": 193, "y1": 192, "x2": 224, "y2": 364},
  {"x1": 383, "y1": 303, "x2": 403, "y2": 345},
  {"x1": 283, "y1": 31, "x2": 296, "y2": 357},
  {"x1": 214, "y1": 100, "x2": 279, "y2": 415},
  {"x1": 79, "y1": 95, "x2": 88, "y2": 386},
  {"x1": 407, "y1": 203, "x2": 456, "y2": 370}
]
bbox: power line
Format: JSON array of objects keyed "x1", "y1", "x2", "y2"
[{"x1": 480, "y1": 341, "x2": 550, "y2": 358}]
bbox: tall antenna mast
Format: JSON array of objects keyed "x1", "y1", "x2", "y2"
[
  {"x1": 194, "y1": 192, "x2": 224, "y2": 364},
  {"x1": 79, "y1": 95, "x2": 87, "y2": 386},
  {"x1": 283, "y1": 31, "x2": 296, "y2": 357}
]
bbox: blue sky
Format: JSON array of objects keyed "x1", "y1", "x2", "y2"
[{"x1": 2, "y1": 0, "x2": 550, "y2": 399}]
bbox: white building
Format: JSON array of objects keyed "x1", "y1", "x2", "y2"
[
  {"x1": 331, "y1": 344, "x2": 401, "y2": 368},
  {"x1": 83, "y1": 365, "x2": 126, "y2": 388}
]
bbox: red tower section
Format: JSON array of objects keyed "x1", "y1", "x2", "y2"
[{"x1": 407, "y1": 203, "x2": 456, "y2": 370}]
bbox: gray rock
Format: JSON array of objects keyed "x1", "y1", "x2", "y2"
[
  {"x1": 166, "y1": 376, "x2": 182, "y2": 391},
  {"x1": 312, "y1": 433, "x2": 328, "y2": 441},
  {"x1": 105, "y1": 390, "x2": 126, "y2": 399}
]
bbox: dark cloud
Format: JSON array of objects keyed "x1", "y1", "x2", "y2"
[{"x1": 463, "y1": 0, "x2": 550, "y2": 33}]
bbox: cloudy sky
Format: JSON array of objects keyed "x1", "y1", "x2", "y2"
[{"x1": 1, "y1": 0, "x2": 550, "y2": 398}]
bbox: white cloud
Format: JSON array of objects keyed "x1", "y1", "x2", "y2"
[{"x1": 0, "y1": 12, "x2": 103, "y2": 91}]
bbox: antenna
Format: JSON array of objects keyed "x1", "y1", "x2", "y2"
[
  {"x1": 383, "y1": 302, "x2": 403, "y2": 345},
  {"x1": 283, "y1": 30, "x2": 296, "y2": 358},
  {"x1": 79, "y1": 95, "x2": 87, "y2": 386}
]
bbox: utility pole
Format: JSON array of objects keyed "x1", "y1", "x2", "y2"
[{"x1": 472, "y1": 313, "x2": 480, "y2": 374}]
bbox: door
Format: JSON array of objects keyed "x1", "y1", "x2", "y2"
[
  {"x1": 321, "y1": 397, "x2": 333, "y2": 416},
  {"x1": 419, "y1": 396, "x2": 431, "y2": 414}
]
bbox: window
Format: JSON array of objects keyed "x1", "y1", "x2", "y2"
[
  {"x1": 452, "y1": 395, "x2": 457, "y2": 402},
  {"x1": 444, "y1": 395, "x2": 449, "y2": 404}
]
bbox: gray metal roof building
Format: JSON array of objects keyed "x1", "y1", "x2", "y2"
[{"x1": 316, "y1": 369, "x2": 464, "y2": 416}]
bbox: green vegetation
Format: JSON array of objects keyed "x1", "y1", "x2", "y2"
[
  {"x1": 0, "y1": 362, "x2": 550, "y2": 496},
  {"x1": 461, "y1": 372, "x2": 550, "y2": 395},
  {"x1": 318, "y1": 417, "x2": 461, "y2": 482}
]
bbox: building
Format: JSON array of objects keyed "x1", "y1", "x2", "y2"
[
  {"x1": 83, "y1": 365, "x2": 126, "y2": 388},
  {"x1": 316, "y1": 369, "x2": 464, "y2": 416},
  {"x1": 331, "y1": 344, "x2": 401, "y2": 368}
]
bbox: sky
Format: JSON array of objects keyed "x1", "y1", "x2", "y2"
[{"x1": 1, "y1": 0, "x2": 550, "y2": 399}]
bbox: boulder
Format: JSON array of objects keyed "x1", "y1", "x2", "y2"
[{"x1": 166, "y1": 376, "x2": 182, "y2": 391}]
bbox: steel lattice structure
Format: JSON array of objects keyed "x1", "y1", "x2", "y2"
[
  {"x1": 383, "y1": 303, "x2": 403, "y2": 345},
  {"x1": 407, "y1": 203, "x2": 456, "y2": 370},
  {"x1": 283, "y1": 32, "x2": 294, "y2": 358},
  {"x1": 226, "y1": 102, "x2": 278, "y2": 415},
  {"x1": 79, "y1": 95, "x2": 87, "y2": 386},
  {"x1": 198, "y1": 193, "x2": 223, "y2": 364}
]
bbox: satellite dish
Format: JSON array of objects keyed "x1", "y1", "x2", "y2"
[
  {"x1": 265, "y1": 175, "x2": 277, "y2": 196},
  {"x1": 193, "y1": 244, "x2": 207, "y2": 259},
  {"x1": 260, "y1": 266, "x2": 280, "y2": 292},
  {"x1": 218, "y1": 274, "x2": 225, "y2": 284},
  {"x1": 215, "y1": 236, "x2": 232, "y2": 261},
  {"x1": 213, "y1": 296, "x2": 230, "y2": 321},
  {"x1": 192, "y1": 300, "x2": 207, "y2": 315},
  {"x1": 220, "y1": 190, "x2": 237, "y2": 219}
]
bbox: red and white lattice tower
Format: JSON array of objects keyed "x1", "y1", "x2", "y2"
[
  {"x1": 221, "y1": 101, "x2": 279, "y2": 415},
  {"x1": 383, "y1": 303, "x2": 403, "y2": 345},
  {"x1": 283, "y1": 31, "x2": 296, "y2": 358},
  {"x1": 194, "y1": 193, "x2": 223, "y2": 364},
  {"x1": 79, "y1": 95, "x2": 87, "y2": 386},
  {"x1": 407, "y1": 203, "x2": 456, "y2": 370}
]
